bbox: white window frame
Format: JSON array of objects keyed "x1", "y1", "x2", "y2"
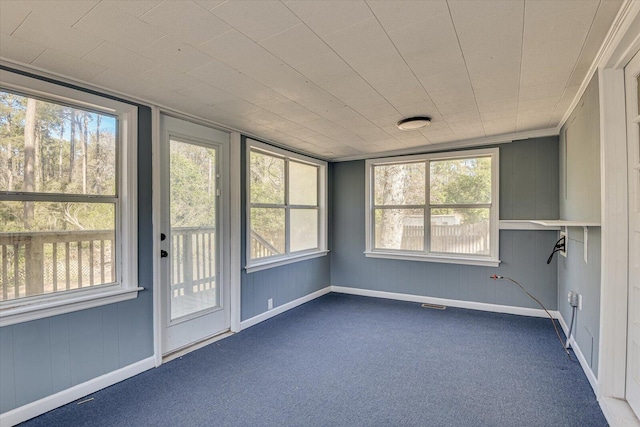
[
  {"x1": 246, "y1": 139, "x2": 328, "y2": 273},
  {"x1": 365, "y1": 147, "x2": 500, "y2": 267},
  {"x1": 0, "y1": 70, "x2": 140, "y2": 327}
]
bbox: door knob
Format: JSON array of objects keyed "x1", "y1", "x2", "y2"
[{"x1": 160, "y1": 250, "x2": 168, "y2": 258}]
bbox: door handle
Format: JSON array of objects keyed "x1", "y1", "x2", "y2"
[{"x1": 160, "y1": 250, "x2": 168, "y2": 258}]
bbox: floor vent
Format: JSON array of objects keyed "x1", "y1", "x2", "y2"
[{"x1": 421, "y1": 303, "x2": 447, "y2": 310}]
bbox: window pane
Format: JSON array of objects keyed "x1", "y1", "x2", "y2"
[
  {"x1": 374, "y1": 208, "x2": 424, "y2": 251},
  {"x1": 0, "y1": 90, "x2": 117, "y2": 195},
  {"x1": 0, "y1": 201, "x2": 116, "y2": 301},
  {"x1": 374, "y1": 162, "x2": 425, "y2": 205},
  {"x1": 289, "y1": 161, "x2": 317, "y2": 206},
  {"x1": 290, "y1": 209, "x2": 318, "y2": 252},
  {"x1": 169, "y1": 139, "x2": 217, "y2": 320},
  {"x1": 250, "y1": 207, "x2": 285, "y2": 259},
  {"x1": 250, "y1": 151, "x2": 284, "y2": 204},
  {"x1": 430, "y1": 157, "x2": 491, "y2": 205},
  {"x1": 430, "y1": 208, "x2": 490, "y2": 255},
  {"x1": 170, "y1": 140, "x2": 216, "y2": 228}
]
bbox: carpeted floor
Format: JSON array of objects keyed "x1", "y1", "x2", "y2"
[{"x1": 23, "y1": 293, "x2": 607, "y2": 426}]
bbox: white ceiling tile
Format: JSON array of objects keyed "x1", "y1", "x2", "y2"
[
  {"x1": 74, "y1": 2, "x2": 165, "y2": 51},
  {"x1": 105, "y1": 0, "x2": 164, "y2": 17},
  {"x1": 198, "y1": 29, "x2": 274, "y2": 70},
  {"x1": 211, "y1": 0, "x2": 300, "y2": 42},
  {"x1": 140, "y1": 65, "x2": 201, "y2": 93},
  {"x1": 31, "y1": 48, "x2": 106, "y2": 82},
  {"x1": 0, "y1": 1, "x2": 31, "y2": 35},
  {"x1": 142, "y1": 36, "x2": 212, "y2": 73},
  {"x1": 173, "y1": 81, "x2": 236, "y2": 107},
  {"x1": 260, "y1": 24, "x2": 332, "y2": 67},
  {"x1": 285, "y1": 0, "x2": 372, "y2": 37},
  {"x1": 0, "y1": 33, "x2": 45, "y2": 64},
  {"x1": 194, "y1": 1, "x2": 226, "y2": 11},
  {"x1": 13, "y1": 13, "x2": 103, "y2": 58},
  {"x1": 368, "y1": 0, "x2": 449, "y2": 32},
  {"x1": 187, "y1": 60, "x2": 276, "y2": 103},
  {"x1": 83, "y1": 42, "x2": 157, "y2": 77},
  {"x1": 140, "y1": 1, "x2": 230, "y2": 46},
  {"x1": 90, "y1": 69, "x2": 156, "y2": 98}
]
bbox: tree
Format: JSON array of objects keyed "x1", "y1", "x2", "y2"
[{"x1": 23, "y1": 97, "x2": 36, "y2": 228}]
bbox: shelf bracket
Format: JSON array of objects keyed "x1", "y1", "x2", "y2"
[{"x1": 583, "y1": 226, "x2": 588, "y2": 264}]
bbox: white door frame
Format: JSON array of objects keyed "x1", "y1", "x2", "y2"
[
  {"x1": 152, "y1": 107, "x2": 241, "y2": 367},
  {"x1": 596, "y1": 0, "x2": 640, "y2": 421}
]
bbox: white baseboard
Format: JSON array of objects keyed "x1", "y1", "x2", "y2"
[
  {"x1": 0, "y1": 356, "x2": 155, "y2": 427},
  {"x1": 330, "y1": 286, "x2": 561, "y2": 319},
  {"x1": 556, "y1": 312, "x2": 599, "y2": 395},
  {"x1": 240, "y1": 286, "x2": 331, "y2": 330}
]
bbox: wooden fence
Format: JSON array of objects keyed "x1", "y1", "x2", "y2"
[
  {"x1": 0, "y1": 230, "x2": 115, "y2": 301},
  {"x1": 401, "y1": 221, "x2": 490, "y2": 255}
]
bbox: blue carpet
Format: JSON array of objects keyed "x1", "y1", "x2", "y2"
[{"x1": 23, "y1": 293, "x2": 606, "y2": 426}]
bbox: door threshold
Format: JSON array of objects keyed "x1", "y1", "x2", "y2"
[{"x1": 162, "y1": 330, "x2": 234, "y2": 363}]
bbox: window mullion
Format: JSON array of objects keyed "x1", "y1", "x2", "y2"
[
  {"x1": 425, "y1": 160, "x2": 430, "y2": 255},
  {"x1": 284, "y1": 158, "x2": 290, "y2": 255}
]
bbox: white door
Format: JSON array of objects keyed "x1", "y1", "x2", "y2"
[
  {"x1": 626, "y1": 49, "x2": 640, "y2": 418},
  {"x1": 160, "y1": 115, "x2": 230, "y2": 354}
]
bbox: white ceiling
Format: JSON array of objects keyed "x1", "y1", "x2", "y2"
[{"x1": 0, "y1": 0, "x2": 623, "y2": 160}]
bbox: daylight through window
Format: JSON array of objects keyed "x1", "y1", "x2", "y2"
[
  {"x1": 0, "y1": 71, "x2": 138, "y2": 325},
  {"x1": 247, "y1": 140, "x2": 327, "y2": 271},
  {"x1": 366, "y1": 148, "x2": 499, "y2": 266}
]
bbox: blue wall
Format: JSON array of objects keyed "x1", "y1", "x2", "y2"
[
  {"x1": 558, "y1": 73, "x2": 602, "y2": 376},
  {"x1": 240, "y1": 138, "x2": 330, "y2": 321},
  {"x1": 0, "y1": 102, "x2": 154, "y2": 413},
  {"x1": 331, "y1": 137, "x2": 561, "y2": 310}
]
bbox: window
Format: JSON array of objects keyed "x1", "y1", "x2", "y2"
[
  {"x1": 246, "y1": 139, "x2": 327, "y2": 272},
  {"x1": 0, "y1": 70, "x2": 139, "y2": 326},
  {"x1": 365, "y1": 148, "x2": 499, "y2": 267}
]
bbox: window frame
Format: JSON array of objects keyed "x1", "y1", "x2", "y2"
[
  {"x1": 365, "y1": 147, "x2": 500, "y2": 267},
  {"x1": 0, "y1": 70, "x2": 140, "y2": 327},
  {"x1": 246, "y1": 139, "x2": 328, "y2": 273}
]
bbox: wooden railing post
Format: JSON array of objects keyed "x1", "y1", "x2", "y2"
[{"x1": 25, "y1": 235, "x2": 44, "y2": 297}]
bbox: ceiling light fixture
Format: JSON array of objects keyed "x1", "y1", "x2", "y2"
[{"x1": 397, "y1": 116, "x2": 431, "y2": 130}]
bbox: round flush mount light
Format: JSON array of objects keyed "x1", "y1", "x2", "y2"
[{"x1": 396, "y1": 116, "x2": 431, "y2": 130}]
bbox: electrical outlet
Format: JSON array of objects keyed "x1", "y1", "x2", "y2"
[
  {"x1": 559, "y1": 230, "x2": 567, "y2": 257},
  {"x1": 578, "y1": 294, "x2": 583, "y2": 311},
  {"x1": 568, "y1": 291, "x2": 579, "y2": 307},
  {"x1": 268, "y1": 298, "x2": 273, "y2": 310}
]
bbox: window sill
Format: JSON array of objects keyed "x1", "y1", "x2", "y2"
[
  {"x1": 364, "y1": 251, "x2": 501, "y2": 267},
  {"x1": 245, "y1": 250, "x2": 329, "y2": 273},
  {"x1": 0, "y1": 286, "x2": 144, "y2": 327}
]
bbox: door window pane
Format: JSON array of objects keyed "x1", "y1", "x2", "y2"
[
  {"x1": 430, "y1": 208, "x2": 490, "y2": 255},
  {"x1": 0, "y1": 201, "x2": 115, "y2": 301},
  {"x1": 430, "y1": 157, "x2": 491, "y2": 205},
  {"x1": 169, "y1": 140, "x2": 218, "y2": 320},
  {"x1": 250, "y1": 151, "x2": 284, "y2": 204},
  {"x1": 289, "y1": 161, "x2": 317, "y2": 206},
  {"x1": 374, "y1": 162, "x2": 425, "y2": 205},
  {"x1": 374, "y1": 208, "x2": 424, "y2": 251},
  {"x1": 250, "y1": 208, "x2": 285, "y2": 259},
  {"x1": 290, "y1": 209, "x2": 318, "y2": 252}
]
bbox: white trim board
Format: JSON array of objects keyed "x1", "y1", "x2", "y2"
[
  {"x1": 331, "y1": 286, "x2": 560, "y2": 319},
  {"x1": 556, "y1": 312, "x2": 599, "y2": 395},
  {"x1": 0, "y1": 357, "x2": 155, "y2": 427},
  {"x1": 240, "y1": 287, "x2": 331, "y2": 330}
]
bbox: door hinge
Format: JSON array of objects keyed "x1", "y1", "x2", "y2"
[{"x1": 216, "y1": 189, "x2": 221, "y2": 196}]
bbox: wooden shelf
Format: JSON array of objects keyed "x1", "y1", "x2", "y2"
[
  {"x1": 500, "y1": 220, "x2": 600, "y2": 263},
  {"x1": 499, "y1": 220, "x2": 561, "y2": 230}
]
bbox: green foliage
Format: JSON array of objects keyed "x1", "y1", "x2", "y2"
[
  {"x1": 0, "y1": 90, "x2": 116, "y2": 232},
  {"x1": 170, "y1": 142, "x2": 216, "y2": 228}
]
